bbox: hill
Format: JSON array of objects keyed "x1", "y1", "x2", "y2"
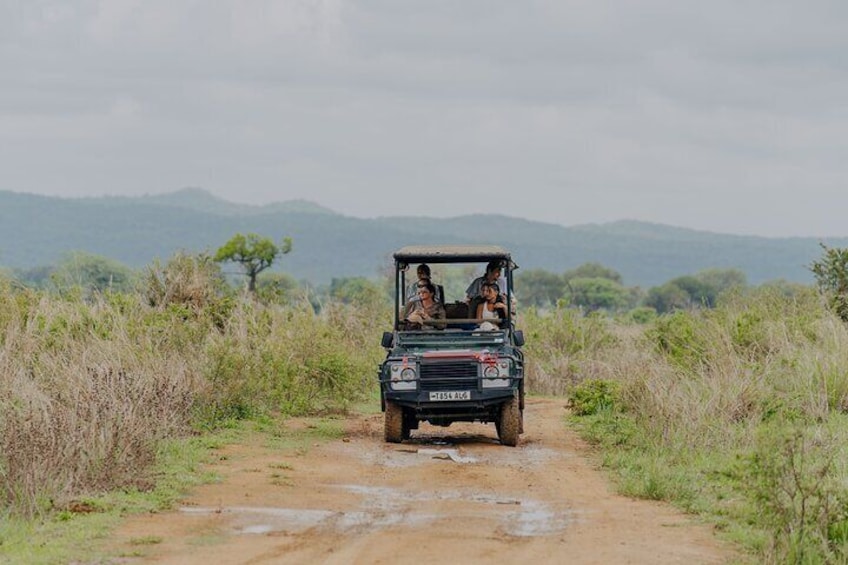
[{"x1": 0, "y1": 189, "x2": 842, "y2": 286}]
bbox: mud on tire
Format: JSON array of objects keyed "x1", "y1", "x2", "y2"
[
  {"x1": 384, "y1": 400, "x2": 406, "y2": 443},
  {"x1": 497, "y1": 393, "x2": 521, "y2": 447}
]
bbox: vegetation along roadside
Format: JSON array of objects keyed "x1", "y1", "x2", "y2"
[{"x1": 3, "y1": 241, "x2": 848, "y2": 563}]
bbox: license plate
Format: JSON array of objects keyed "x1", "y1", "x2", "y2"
[{"x1": 429, "y1": 390, "x2": 470, "y2": 401}]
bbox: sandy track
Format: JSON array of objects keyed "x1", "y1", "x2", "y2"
[{"x1": 112, "y1": 397, "x2": 737, "y2": 564}]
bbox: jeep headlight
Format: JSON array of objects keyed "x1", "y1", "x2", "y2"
[
  {"x1": 389, "y1": 363, "x2": 417, "y2": 391},
  {"x1": 481, "y1": 359, "x2": 511, "y2": 388}
]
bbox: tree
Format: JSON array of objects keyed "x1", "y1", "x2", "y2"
[
  {"x1": 568, "y1": 277, "x2": 629, "y2": 312},
  {"x1": 695, "y1": 268, "x2": 747, "y2": 295},
  {"x1": 329, "y1": 277, "x2": 387, "y2": 306},
  {"x1": 214, "y1": 233, "x2": 292, "y2": 293},
  {"x1": 50, "y1": 251, "x2": 136, "y2": 295},
  {"x1": 515, "y1": 269, "x2": 567, "y2": 309},
  {"x1": 810, "y1": 243, "x2": 848, "y2": 321},
  {"x1": 563, "y1": 262, "x2": 623, "y2": 284},
  {"x1": 669, "y1": 275, "x2": 717, "y2": 308},
  {"x1": 643, "y1": 282, "x2": 691, "y2": 314}
]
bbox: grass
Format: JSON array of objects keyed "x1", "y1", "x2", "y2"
[
  {"x1": 546, "y1": 288, "x2": 848, "y2": 563},
  {"x1": 0, "y1": 427, "x2": 233, "y2": 564},
  {"x1": 6, "y1": 261, "x2": 848, "y2": 563}
]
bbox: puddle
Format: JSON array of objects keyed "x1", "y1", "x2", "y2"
[
  {"x1": 334, "y1": 484, "x2": 573, "y2": 536},
  {"x1": 181, "y1": 506, "x2": 335, "y2": 535},
  {"x1": 502, "y1": 500, "x2": 571, "y2": 537},
  {"x1": 179, "y1": 487, "x2": 572, "y2": 538}
]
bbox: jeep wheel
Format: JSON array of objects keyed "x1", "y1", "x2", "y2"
[
  {"x1": 497, "y1": 393, "x2": 521, "y2": 447},
  {"x1": 384, "y1": 401, "x2": 405, "y2": 443}
]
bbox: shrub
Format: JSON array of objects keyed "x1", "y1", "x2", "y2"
[
  {"x1": 646, "y1": 310, "x2": 710, "y2": 371},
  {"x1": 744, "y1": 423, "x2": 848, "y2": 563},
  {"x1": 570, "y1": 379, "x2": 620, "y2": 416}
]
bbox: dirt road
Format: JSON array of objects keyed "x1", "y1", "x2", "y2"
[{"x1": 113, "y1": 398, "x2": 737, "y2": 564}]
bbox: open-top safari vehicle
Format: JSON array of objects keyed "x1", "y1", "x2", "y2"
[{"x1": 377, "y1": 245, "x2": 525, "y2": 446}]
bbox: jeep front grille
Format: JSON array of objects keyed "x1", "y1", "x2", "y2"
[{"x1": 419, "y1": 361, "x2": 478, "y2": 391}]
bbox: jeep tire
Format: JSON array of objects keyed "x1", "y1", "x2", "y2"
[
  {"x1": 384, "y1": 400, "x2": 406, "y2": 443},
  {"x1": 497, "y1": 393, "x2": 521, "y2": 447}
]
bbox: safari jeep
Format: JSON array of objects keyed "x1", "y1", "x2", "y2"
[{"x1": 377, "y1": 245, "x2": 525, "y2": 446}]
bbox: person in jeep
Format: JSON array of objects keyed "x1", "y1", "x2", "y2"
[
  {"x1": 465, "y1": 260, "x2": 504, "y2": 302},
  {"x1": 473, "y1": 281, "x2": 507, "y2": 330},
  {"x1": 401, "y1": 281, "x2": 446, "y2": 330}
]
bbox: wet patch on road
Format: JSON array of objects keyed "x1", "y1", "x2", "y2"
[{"x1": 178, "y1": 483, "x2": 574, "y2": 538}]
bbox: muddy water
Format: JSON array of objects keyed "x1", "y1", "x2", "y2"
[{"x1": 111, "y1": 398, "x2": 737, "y2": 564}]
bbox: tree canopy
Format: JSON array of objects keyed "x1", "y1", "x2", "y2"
[
  {"x1": 214, "y1": 233, "x2": 292, "y2": 293},
  {"x1": 563, "y1": 262, "x2": 623, "y2": 284},
  {"x1": 567, "y1": 277, "x2": 629, "y2": 312},
  {"x1": 50, "y1": 251, "x2": 136, "y2": 295},
  {"x1": 515, "y1": 269, "x2": 567, "y2": 309}
]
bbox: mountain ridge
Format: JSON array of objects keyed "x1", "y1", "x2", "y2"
[{"x1": 0, "y1": 189, "x2": 841, "y2": 286}]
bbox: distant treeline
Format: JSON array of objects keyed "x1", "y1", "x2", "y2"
[{"x1": 4, "y1": 250, "x2": 811, "y2": 323}]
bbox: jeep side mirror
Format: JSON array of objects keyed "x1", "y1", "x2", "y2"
[
  {"x1": 513, "y1": 330, "x2": 525, "y2": 347},
  {"x1": 381, "y1": 331, "x2": 394, "y2": 348}
]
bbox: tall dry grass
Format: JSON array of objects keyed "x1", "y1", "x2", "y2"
[
  {"x1": 524, "y1": 287, "x2": 848, "y2": 449},
  {"x1": 0, "y1": 290, "x2": 201, "y2": 515},
  {"x1": 0, "y1": 258, "x2": 386, "y2": 517},
  {"x1": 524, "y1": 287, "x2": 848, "y2": 561}
]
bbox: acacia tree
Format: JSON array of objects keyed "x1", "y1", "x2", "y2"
[{"x1": 214, "y1": 233, "x2": 292, "y2": 293}]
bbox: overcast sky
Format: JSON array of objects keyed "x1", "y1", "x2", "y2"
[{"x1": 2, "y1": 1, "x2": 846, "y2": 237}]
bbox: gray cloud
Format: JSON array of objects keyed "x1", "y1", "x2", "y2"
[{"x1": 1, "y1": 0, "x2": 847, "y2": 236}]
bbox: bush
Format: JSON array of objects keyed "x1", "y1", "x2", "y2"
[
  {"x1": 646, "y1": 310, "x2": 710, "y2": 371},
  {"x1": 522, "y1": 306, "x2": 619, "y2": 395},
  {"x1": 570, "y1": 379, "x2": 620, "y2": 416},
  {"x1": 744, "y1": 423, "x2": 848, "y2": 563}
]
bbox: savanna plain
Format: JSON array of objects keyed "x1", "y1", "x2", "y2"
[{"x1": 3, "y1": 251, "x2": 848, "y2": 564}]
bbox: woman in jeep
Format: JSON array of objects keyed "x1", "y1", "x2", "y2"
[
  {"x1": 474, "y1": 281, "x2": 507, "y2": 330},
  {"x1": 402, "y1": 282, "x2": 446, "y2": 330}
]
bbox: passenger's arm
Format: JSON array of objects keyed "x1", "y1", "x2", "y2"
[{"x1": 401, "y1": 301, "x2": 414, "y2": 319}]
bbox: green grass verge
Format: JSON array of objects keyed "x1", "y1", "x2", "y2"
[
  {"x1": 0, "y1": 428, "x2": 237, "y2": 565},
  {"x1": 571, "y1": 408, "x2": 848, "y2": 563}
]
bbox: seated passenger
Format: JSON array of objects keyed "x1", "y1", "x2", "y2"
[
  {"x1": 465, "y1": 260, "x2": 505, "y2": 303},
  {"x1": 474, "y1": 281, "x2": 507, "y2": 331},
  {"x1": 402, "y1": 282, "x2": 446, "y2": 330},
  {"x1": 405, "y1": 263, "x2": 443, "y2": 303}
]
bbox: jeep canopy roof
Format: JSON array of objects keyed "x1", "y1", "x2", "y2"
[{"x1": 393, "y1": 245, "x2": 516, "y2": 267}]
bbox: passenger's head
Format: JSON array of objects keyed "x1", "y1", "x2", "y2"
[
  {"x1": 485, "y1": 260, "x2": 502, "y2": 281},
  {"x1": 481, "y1": 281, "x2": 500, "y2": 300},
  {"x1": 417, "y1": 264, "x2": 431, "y2": 278},
  {"x1": 417, "y1": 281, "x2": 436, "y2": 300}
]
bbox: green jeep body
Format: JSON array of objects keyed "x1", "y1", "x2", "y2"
[{"x1": 378, "y1": 245, "x2": 525, "y2": 446}]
